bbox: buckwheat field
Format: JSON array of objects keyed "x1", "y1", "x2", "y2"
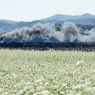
[{"x1": 0, "y1": 49, "x2": 95, "y2": 95}]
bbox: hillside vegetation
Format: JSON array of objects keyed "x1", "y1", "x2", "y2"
[{"x1": 0, "y1": 49, "x2": 95, "y2": 95}]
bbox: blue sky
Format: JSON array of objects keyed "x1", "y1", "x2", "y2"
[{"x1": 0, "y1": 0, "x2": 95, "y2": 21}]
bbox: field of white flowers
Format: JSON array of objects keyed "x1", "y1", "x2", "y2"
[{"x1": 0, "y1": 49, "x2": 95, "y2": 95}]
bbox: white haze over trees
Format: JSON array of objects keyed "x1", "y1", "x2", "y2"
[{"x1": 0, "y1": 22, "x2": 95, "y2": 43}]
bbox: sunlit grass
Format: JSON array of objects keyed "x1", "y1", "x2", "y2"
[{"x1": 0, "y1": 49, "x2": 95, "y2": 95}]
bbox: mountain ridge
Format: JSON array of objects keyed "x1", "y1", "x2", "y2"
[
  {"x1": 0, "y1": 13, "x2": 95, "y2": 34},
  {"x1": 42, "y1": 13, "x2": 95, "y2": 21}
]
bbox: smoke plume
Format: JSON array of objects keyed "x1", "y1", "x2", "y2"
[
  {"x1": 0, "y1": 21, "x2": 95, "y2": 42},
  {"x1": 63, "y1": 22, "x2": 79, "y2": 42},
  {"x1": 1, "y1": 23, "x2": 46, "y2": 38},
  {"x1": 81, "y1": 28, "x2": 95, "y2": 42}
]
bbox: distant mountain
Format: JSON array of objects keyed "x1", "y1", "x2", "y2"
[
  {"x1": 0, "y1": 19, "x2": 17, "y2": 24},
  {"x1": 0, "y1": 13, "x2": 95, "y2": 34},
  {"x1": 80, "y1": 13, "x2": 95, "y2": 18},
  {"x1": 67, "y1": 18, "x2": 95, "y2": 24},
  {"x1": 42, "y1": 13, "x2": 95, "y2": 21},
  {"x1": 0, "y1": 20, "x2": 43, "y2": 34}
]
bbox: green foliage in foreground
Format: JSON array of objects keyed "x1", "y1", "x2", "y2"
[{"x1": 0, "y1": 49, "x2": 95, "y2": 95}]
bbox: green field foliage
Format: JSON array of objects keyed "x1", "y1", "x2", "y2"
[{"x1": 0, "y1": 49, "x2": 95, "y2": 95}]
